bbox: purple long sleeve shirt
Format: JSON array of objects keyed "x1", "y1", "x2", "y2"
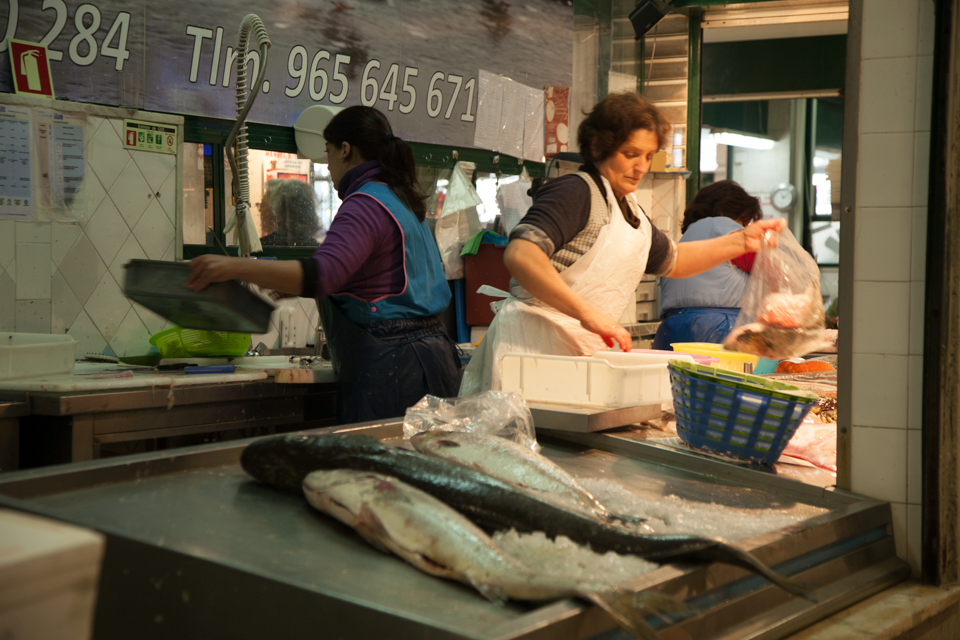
[{"x1": 299, "y1": 161, "x2": 405, "y2": 300}]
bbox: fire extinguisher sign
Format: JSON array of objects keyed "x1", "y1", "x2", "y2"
[
  {"x1": 123, "y1": 119, "x2": 178, "y2": 155},
  {"x1": 8, "y1": 40, "x2": 55, "y2": 99}
]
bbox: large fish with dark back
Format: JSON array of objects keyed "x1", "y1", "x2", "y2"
[
  {"x1": 241, "y1": 433, "x2": 809, "y2": 599},
  {"x1": 303, "y1": 469, "x2": 684, "y2": 640}
]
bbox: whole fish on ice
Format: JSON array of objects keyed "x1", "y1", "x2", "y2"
[
  {"x1": 303, "y1": 469, "x2": 685, "y2": 640},
  {"x1": 410, "y1": 429, "x2": 645, "y2": 525},
  {"x1": 242, "y1": 433, "x2": 810, "y2": 599}
]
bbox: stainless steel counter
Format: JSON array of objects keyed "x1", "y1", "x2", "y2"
[{"x1": 0, "y1": 420, "x2": 908, "y2": 640}]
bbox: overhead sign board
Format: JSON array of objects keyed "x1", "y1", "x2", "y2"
[{"x1": 8, "y1": 40, "x2": 54, "y2": 98}]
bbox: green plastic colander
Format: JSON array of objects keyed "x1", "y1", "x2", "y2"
[{"x1": 149, "y1": 327, "x2": 251, "y2": 358}]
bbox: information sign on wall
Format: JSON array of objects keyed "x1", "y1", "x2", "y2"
[{"x1": 123, "y1": 119, "x2": 177, "y2": 154}]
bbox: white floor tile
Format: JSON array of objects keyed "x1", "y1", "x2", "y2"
[
  {"x1": 15, "y1": 221, "x2": 51, "y2": 244},
  {"x1": 918, "y1": 0, "x2": 935, "y2": 56},
  {"x1": 851, "y1": 353, "x2": 909, "y2": 428},
  {"x1": 84, "y1": 272, "x2": 131, "y2": 341},
  {"x1": 133, "y1": 201, "x2": 175, "y2": 260},
  {"x1": 15, "y1": 243, "x2": 51, "y2": 300},
  {"x1": 110, "y1": 161, "x2": 153, "y2": 229},
  {"x1": 84, "y1": 197, "x2": 130, "y2": 267},
  {"x1": 51, "y1": 270, "x2": 82, "y2": 335},
  {"x1": 88, "y1": 123, "x2": 131, "y2": 193},
  {"x1": 0, "y1": 220, "x2": 13, "y2": 270},
  {"x1": 0, "y1": 271, "x2": 14, "y2": 331},
  {"x1": 861, "y1": 0, "x2": 919, "y2": 59},
  {"x1": 15, "y1": 299, "x2": 50, "y2": 333},
  {"x1": 909, "y1": 282, "x2": 925, "y2": 354},
  {"x1": 83, "y1": 171, "x2": 106, "y2": 225},
  {"x1": 907, "y1": 429, "x2": 922, "y2": 504},
  {"x1": 132, "y1": 301, "x2": 167, "y2": 336},
  {"x1": 911, "y1": 208, "x2": 927, "y2": 281},
  {"x1": 132, "y1": 150, "x2": 176, "y2": 193},
  {"x1": 908, "y1": 355, "x2": 923, "y2": 430},
  {"x1": 859, "y1": 57, "x2": 916, "y2": 134},
  {"x1": 109, "y1": 309, "x2": 152, "y2": 357},
  {"x1": 67, "y1": 309, "x2": 108, "y2": 356},
  {"x1": 58, "y1": 234, "x2": 107, "y2": 307},
  {"x1": 51, "y1": 221, "x2": 82, "y2": 267},
  {"x1": 109, "y1": 235, "x2": 147, "y2": 285},
  {"x1": 852, "y1": 281, "x2": 910, "y2": 355},
  {"x1": 851, "y1": 427, "x2": 907, "y2": 503},
  {"x1": 913, "y1": 133, "x2": 930, "y2": 208},
  {"x1": 853, "y1": 209, "x2": 912, "y2": 282},
  {"x1": 158, "y1": 169, "x2": 177, "y2": 226},
  {"x1": 857, "y1": 134, "x2": 915, "y2": 208},
  {"x1": 915, "y1": 57, "x2": 934, "y2": 133}
]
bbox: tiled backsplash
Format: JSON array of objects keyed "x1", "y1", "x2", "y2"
[{"x1": 0, "y1": 94, "x2": 318, "y2": 358}]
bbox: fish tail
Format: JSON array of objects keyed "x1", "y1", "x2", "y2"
[
  {"x1": 696, "y1": 543, "x2": 815, "y2": 601},
  {"x1": 580, "y1": 588, "x2": 690, "y2": 640}
]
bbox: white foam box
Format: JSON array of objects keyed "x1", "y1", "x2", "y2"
[
  {"x1": 0, "y1": 508, "x2": 105, "y2": 640},
  {"x1": 636, "y1": 280, "x2": 657, "y2": 302},
  {"x1": 636, "y1": 300, "x2": 658, "y2": 322},
  {"x1": 0, "y1": 333, "x2": 77, "y2": 380},
  {"x1": 501, "y1": 351, "x2": 694, "y2": 408}
]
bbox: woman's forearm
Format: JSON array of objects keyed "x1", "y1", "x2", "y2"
[
  {"x1": 504, "y1": 239, "x2": 592, "y2": 321},
  {"x1": 667, "y1": 232, "x2": 746, "y2": 279},
  {"x1": 186, "y1": 255, "x2": 304, "y2": 295}
]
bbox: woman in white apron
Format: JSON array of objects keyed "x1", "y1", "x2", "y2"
[{"x1": 461, "y1": 93, "x2": 785, "y2": 396}]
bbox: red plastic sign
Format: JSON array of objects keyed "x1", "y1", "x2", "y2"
[{"x1": 9, "y1": 40, "x2": 55, "y2": 98}]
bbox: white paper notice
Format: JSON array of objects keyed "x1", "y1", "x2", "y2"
[
  {"x1": 496, "y1": 178, "x2": 533, "y2": 236},
  {"x1": 498, "y1": 78, "x2": 525, "y2": 160},
  {"x1": 38, "y1": 110, "x2": 86, "y2": 213},
  {"x1": 522, "y1": 86, "x2": 545, "y2": 162},
  {"x1": 0, "y1": 106, "x2": 33, "y2": 220},
  {"x1": 473, "y1": 70, "x2": 503, "y2": 152}
]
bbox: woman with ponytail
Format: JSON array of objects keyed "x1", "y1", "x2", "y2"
[{"x1": 187, "y1": 105, "x2": 460, "y2": 423}]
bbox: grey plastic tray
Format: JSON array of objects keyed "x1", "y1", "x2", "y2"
[{"x1": 123, "y1": 259, "x2": 275, "y2": 334}]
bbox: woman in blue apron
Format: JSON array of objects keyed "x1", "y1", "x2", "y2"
[
  {"x1": 188, "y1": 106, "x2": 461, "y2": 423},
  {"x1": 652, "y1": 180, "x2": 764, "y2": 350}
]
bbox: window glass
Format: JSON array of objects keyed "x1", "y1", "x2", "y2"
[{"x1": 182, "y1": 143, "x2": 212, "y2": 245}]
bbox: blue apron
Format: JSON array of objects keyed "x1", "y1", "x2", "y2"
[
  {"x1": 320, "y1": 182, "x2": 460, "y2": 423},
  {"x1": 652, "y1": 307, "x2": 740, "y2": 350}
]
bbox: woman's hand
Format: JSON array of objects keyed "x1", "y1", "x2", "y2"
[
  {"x1": 740, "y1": 218, "x2": 788, "y2": 253},
  {"x1": 185, "y1": 255, "x2": 241, "y2": 291},
  {"x1": 579, "y1": 308, "x2": 633, "y2": 352}
]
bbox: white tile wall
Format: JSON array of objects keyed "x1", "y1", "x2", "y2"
[
  {"x1": 849, "y1": 0, "x2": 932, "y2": 578},
  {"x1": 0, "y1": 97, "x2": 182, "y2": 361}
]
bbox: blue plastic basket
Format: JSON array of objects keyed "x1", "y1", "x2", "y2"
[{"x1": 668, "y1": 360, "x2": 819, "y2": 464}]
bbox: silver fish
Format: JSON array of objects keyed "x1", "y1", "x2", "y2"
[
  {"x1": 303, "y1": 469, "x2": 687, "y2": 640},
  {"x1": 410, "y1": 430, "x2": 644, "y2": 525}
]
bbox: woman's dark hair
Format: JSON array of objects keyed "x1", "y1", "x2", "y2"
[
  {"x1": 264, "y1": 178, "x2": 320, "y2": 244},
  {"x1": 577, "y1": 92, "x2": 672, "y2": 166},
  {"x1": 323, "y1": 105, "x2": 429, "y2": 220},
  {"x1": 680, "y1": 179, "x2": 762, "y2": 234}
]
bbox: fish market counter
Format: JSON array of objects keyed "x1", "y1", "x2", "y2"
[
  {"x1": 2, "y1": 368, "x2": 337, "y2": 469},
  {"x1": 0, "y1": 421, "x2": 907, "y2": 640}
]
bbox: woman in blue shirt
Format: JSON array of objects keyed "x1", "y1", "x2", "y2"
[{"x1": 652, "y1": 180, "x2": 764, "y2": 349}]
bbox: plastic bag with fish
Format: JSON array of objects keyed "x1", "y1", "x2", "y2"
[
  {"x1": 403, "y1": 390, "x2": 539, "y2": 452},
  {"x1": 723, "y1": 228, "x2": 825, "y2": 359}
]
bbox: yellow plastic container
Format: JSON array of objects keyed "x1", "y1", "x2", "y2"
[{"x1": 670, "y1": 342, "x2": 759, "y2": 373}]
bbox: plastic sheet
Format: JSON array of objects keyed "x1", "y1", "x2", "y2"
[
  {"x1": 403, "y1": 390, "x2": 538, "y2": 452},
  {"x1": 723, "y1": 229, "x2": 825, "y2": 359}
]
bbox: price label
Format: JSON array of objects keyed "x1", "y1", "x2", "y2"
[{"x1": 123, "y1": 119, "x2": 177, "y2": 155}]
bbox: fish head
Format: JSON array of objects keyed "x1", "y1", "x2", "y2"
[{"x1": 409, "y1": 430, "x2": 463, "y2": 455}]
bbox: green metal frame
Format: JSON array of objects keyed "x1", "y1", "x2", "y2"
[
  {"x1": 182, "y1": 116, "x2": 543, "y2": 260},
  {"x1": 686, "y1": 8, "x2": 702, "y2": 200}
]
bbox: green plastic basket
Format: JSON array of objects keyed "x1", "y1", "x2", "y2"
[{"x1": 149, "y1": 327, "x2": 251, "y2": 358}]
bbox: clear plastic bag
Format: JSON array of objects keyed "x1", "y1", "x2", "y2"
[
  {"x1": 403, "y1": 390, "x2": 539, "y2": 452},
  {"x1": 723, "y1": 229, "x2": 825, "y2": 359}
]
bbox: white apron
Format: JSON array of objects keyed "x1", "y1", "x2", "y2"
[{"x1": 460, "y1": 173, "x2": 652, "y2": 396}]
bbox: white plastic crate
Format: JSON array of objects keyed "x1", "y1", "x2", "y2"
[
  {"x1": 501, "y1": 352, "x2": 693, "y2": 408},
  {"x1": 0, "y1": 333, "x2": 77, "y2": 380}
]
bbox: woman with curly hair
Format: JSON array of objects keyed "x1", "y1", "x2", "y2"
[{"x1": 461, "y1": 93, "x2": 785, "y2": 395}]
